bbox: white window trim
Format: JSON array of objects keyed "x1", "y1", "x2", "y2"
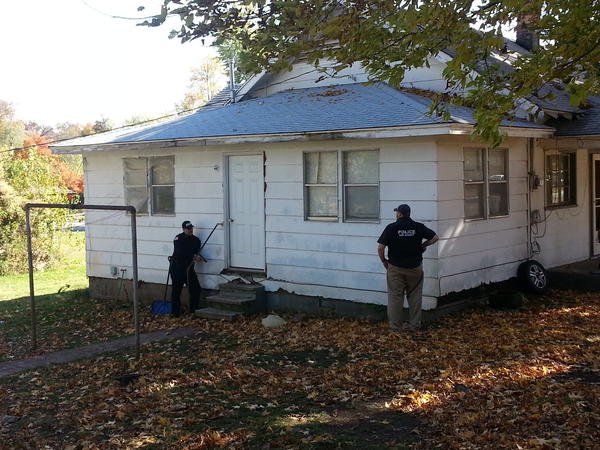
[
  {"x1": 303, "y1": 149, "x2": 380, "y2": 223},
  {"x1": 303, "y1": 151, "x2": 339, "y2": 221},
  {"x1": 342, "y1": 150, "x2": 380, "y2": 223},
  {"x1": 544, "y1": 151, "x2": 577, "y2": 209},
  {"x1": 123, "y1": 156, "x2": 175, "y2": 216},
  {"x1": 463, "y1": 147, "x2": 510, "y2": 221}
]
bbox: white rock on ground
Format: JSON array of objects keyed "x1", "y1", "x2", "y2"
[{"x1": 261, "y1": 314, "x2": 287, "y2": 328}]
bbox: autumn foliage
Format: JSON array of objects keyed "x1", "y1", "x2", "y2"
[{"x1": 19, "y1": 131, "x2": 83, "y2": 193}]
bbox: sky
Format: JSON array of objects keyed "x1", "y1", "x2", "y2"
[{"x1": 0, "y1": 0, "x2": 219, "y2": 127}]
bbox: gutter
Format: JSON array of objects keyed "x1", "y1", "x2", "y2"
[{"x1": 51, "y1": 123, "x2": 554, "y2": 154}]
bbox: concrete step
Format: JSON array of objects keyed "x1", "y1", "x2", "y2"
[
  {"x1": 206, "y1": 294, "x2": 256, "y2": 305},
  {"x1": 209, "y1": 290, "x2": 256, "y2": 300},
  {"x1": 205, "y1": 294, "x2": 257, "y2": 313},
  {"x1": 195, "y1": 307, "x2": 241, "y2": 321},
  {"x1": 219, "y1": 282, "x2": 265, "y2": 294}
]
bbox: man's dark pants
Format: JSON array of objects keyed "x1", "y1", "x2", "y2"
[{"x1": 170, "y1": 262, "x2": 201, "y2": 316}]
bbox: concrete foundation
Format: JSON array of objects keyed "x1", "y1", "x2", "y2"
[
  {"x1": 89, "y1": 276, "x2": 475, "y2": 323},
  {"x1": 548, "y1": 259, "x2": 600, "y2": 292}
]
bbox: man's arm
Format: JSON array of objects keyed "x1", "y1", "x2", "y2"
[
  {"x1": 422, "y1": 234, "x2": 439, "y2": 250},
  {"x1": 377, "y1": 244, "x2": 388, "y2": 270},
  {"x1": 193, "y1": 236, "x2": 207, "y2": 262}
]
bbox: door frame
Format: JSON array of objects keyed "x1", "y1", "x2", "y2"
[
  {"x1": 222, "y1": 151, "x2": 266, "y2": 271},
  {"x1": 590, "y1": 151, "x2": 600, "y2": 258}
]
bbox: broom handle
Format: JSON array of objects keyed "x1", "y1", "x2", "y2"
[
  {"x1": 164, "y1": 259, "x2": 172, "y2": 301},
  {"x1": 200, "y1": 222, "x2": 222, "y2": 252}
]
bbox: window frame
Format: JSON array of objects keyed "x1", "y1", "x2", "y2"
[
  {"x1": 149, "y1": 156, "x2": 175, "y2": 216},
  {"x1": 463, "y1": 147, "x2": 510, "y2": 221},
  {"x1": 545, "y1": 152, "x2": 577, "y2": 209},
  {"x1": 487, "y1": 147, "x2": 509, "y2": 219},
  {"x1": 303, "y1": 151, "x2": 339, "y2": 222},
  {"x1": 464, "y1": 147, "x2": 487, "y2": 221},
  {"x1": 341, "y1": 150, "x2": 380, "y2": 223},
  {"x1": 303, "y1": 149, "x2": 380, "y2": 223},
  {"x1": 123, "y1": 156, "x2": 175, "y2": 216}
]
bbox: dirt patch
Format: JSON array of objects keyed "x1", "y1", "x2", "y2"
[
  {"x1": 245, "y1": 348, "x2": 349, "y2": 368},
  {"x1": 322, "y1": 406, "x2": 421, "y2": 442},
  {"x1": 553, "y1": 367, "x2": 600, "y2": 384}
]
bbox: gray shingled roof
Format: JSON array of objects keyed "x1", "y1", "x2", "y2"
[
  {"x1": 53, "y1": 83, "x2": 550, "y2": 149},
  {"x1": 200, "y1": 84, "x2": 239, "y2": 111},
  {"x1": 445, "y1": 39, "x2": 584, "y2": 115},
  {"x1": 550, "y1": 96, "x2": 600, "y2": 136}
]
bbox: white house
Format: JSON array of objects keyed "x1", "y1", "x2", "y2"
[{"x1": 50, "y1": 43, "x2": 600, "y2": 319}]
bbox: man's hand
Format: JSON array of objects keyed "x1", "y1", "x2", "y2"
[
  {"x1": 422, "y1": 235, "x2": 439, "y2": 253},
  {"x1": 377, "y1": 244, "x2": 388, "y2": 270},
  {"x1": 194, "y1": 254, "x2": 207, "y2": 263}
]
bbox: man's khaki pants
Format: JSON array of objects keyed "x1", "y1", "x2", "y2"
[{"x1": 386, "y1": 264, "x2": 424, "y2": 330}]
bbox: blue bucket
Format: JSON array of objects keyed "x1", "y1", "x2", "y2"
[{"x1": 151, "y1": 300, "x2": 172, "y2": 315}]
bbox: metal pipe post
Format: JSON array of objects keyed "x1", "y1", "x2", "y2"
[
  {"x1": 25, "y1": 206, "x2": 37, "y2": 349},
  {"x1": 24, "y1": 203, "x2": 141, "y2": 358},
  {"x1": 129, "y1": 207, "x2": 140, "y2": 360}
]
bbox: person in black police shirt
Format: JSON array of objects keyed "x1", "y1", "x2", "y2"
[
  {"x1": 377, "y1": 204, "x2": 438, "y2": 331},
  {"x1": 169, "y1": 220, "x2": 202, "y2": 317}
]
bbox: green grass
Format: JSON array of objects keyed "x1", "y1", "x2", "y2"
[
  {"x1": 0, "y1": 263, "x2": 87, "y2": 302},
  {"x1": 0, "y1": 231, "x2": 87, "y2": 302}
]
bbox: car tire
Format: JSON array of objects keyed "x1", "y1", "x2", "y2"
[{"x1": 517, "y1": 260, "x2": 549, "y2": 294}]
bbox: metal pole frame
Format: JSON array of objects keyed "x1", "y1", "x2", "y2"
[{"x1": 24, "y1": 203, "x2": 141, "y2": 359}]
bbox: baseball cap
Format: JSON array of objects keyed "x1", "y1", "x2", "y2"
[
  {"x1": 181, "y1": 220, "x2": 194, "y2": 229},
  {"x1": 393, "y1": 204, "x2": 411, "y2": 216}
]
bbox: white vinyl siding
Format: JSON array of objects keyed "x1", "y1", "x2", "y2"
[
  {"x1": 439, "y1": 138, "x2": 525, "y2": 296},
  {"x1": 84, "y1": 138, "x2": 439, "y2": 309},
  {"x1": 268, "y1": 139, "x2": 438, "y2": 308},
  {"x1": 533, "y1": 146, "x2": 588, "y2": 268}
]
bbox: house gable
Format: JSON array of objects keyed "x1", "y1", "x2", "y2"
[{"x1": 243, "y1": 56, "x2": 451, "y2": 100}]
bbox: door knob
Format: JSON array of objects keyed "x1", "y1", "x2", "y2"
[{"x1": 228, "y1": 218, "x2": 234, "y2": 223}]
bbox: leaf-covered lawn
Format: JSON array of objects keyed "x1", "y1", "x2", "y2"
[
  {"x1": 0, "y1": 293, "x2": 178, "y2": 363},
  {"x1": 0, "y1": 290, "x2": 598, "y2": 448}
]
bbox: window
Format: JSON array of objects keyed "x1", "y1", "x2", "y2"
[
  {"x1": 464, "y1": 148, "x2": 486, "y2": 219},
  {"x1": 303, "y1": 149, "x2": 379, "y2": 222},
  {"x1": 545, "y1": 153, "x2": 576, "y2": 207},
  {"x1": 343, "y1": 150, "x2": 379, "y2": 221},
  {"x1": 488, "y1": 148, "x2": 509, "y2": 217},
  {"x1": 304, "y1": 152, "x2": 338, "y2": 219},
  {"x1": 123, "y1": 156, "x2": 174, "y2": 215},
  {"x1": 463, "y1": 147, "x2": 509, "y2": 220}
]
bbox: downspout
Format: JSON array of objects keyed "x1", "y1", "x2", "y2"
[{"x1": 526, "y1": 137, "x2": 534, "y2": 260}]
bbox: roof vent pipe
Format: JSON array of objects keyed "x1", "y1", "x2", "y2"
[
  {"x1": 228, "y1": 59, "x2": 236, "y2": 103},
  {"x1": 515, "y1": 12, "x2": 540, "y2": 51}
]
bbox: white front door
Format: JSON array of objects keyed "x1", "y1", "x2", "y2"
[
  {"x1": 227, "y1": 154, "x2": 265, "y2": 269},
  {"x1": 593, "y1": 154, "x2": 600, "y2": 256}
]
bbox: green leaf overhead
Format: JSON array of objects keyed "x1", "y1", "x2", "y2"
[{"x1": 139, "y1": 0, "x2": 600, "y2": 145}]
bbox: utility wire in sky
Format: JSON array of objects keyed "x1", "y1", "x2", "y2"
[
  {"x1": 0, "y1": 67, "x2": 327, "y2": 155},
  {"x1": 80, "y1": 0, "x2": 156, "y2": 21}
]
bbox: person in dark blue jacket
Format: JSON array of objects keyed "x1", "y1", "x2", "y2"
[
  {"x1": 169, "y1": 220, "x2": 202, "y2": 317},
  {"x1": 377, "y1": 204, "x2": 438, "y2": 331}
]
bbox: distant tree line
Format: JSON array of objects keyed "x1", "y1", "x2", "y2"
[{"x1": 0, "y1": 101, "x2": 98, "y2": 274}]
